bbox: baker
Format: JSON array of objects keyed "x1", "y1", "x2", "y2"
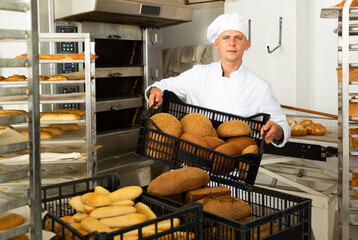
[{"x1": 145, "y1": 13, "x2": 290, "y2": 147}]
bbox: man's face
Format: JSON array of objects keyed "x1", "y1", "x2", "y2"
[{"x1": 215, "y1": 30, "x2": 250, "y2": 64}]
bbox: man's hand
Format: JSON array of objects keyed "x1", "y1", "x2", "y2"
[
  {"x1": 148, "y1": 87, "x2": 163, "y2": 109},
  {"x1": 259, "y1": 120, "x2": 283, "y2": 144}
]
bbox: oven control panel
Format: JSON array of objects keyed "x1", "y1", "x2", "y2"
[{"x1": 56, "y1": 26, "x2": 79, "y2": 73}]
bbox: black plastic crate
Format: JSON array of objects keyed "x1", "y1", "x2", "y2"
[
  {"x1": 136, "y1": 90, "x2": 270, "y2": 185},
  {"x1": 145, "y1": 175, "x2": 311, "y2": 240},
  {"x1": 41, "y1": 174, "x2": 203, "y2": 240}
]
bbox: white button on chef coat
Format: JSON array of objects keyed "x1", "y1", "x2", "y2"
[{"x1": 145, "y1": 61, "x2": 290, "y2": 147}]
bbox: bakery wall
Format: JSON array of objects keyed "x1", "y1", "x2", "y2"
[{"x1": 224, "y1": 0, "x2": 338, "y2": 117}]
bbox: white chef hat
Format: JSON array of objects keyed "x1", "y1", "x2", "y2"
[{"x1": 207, "y1": 13, "x2": 248, "y2": 43}]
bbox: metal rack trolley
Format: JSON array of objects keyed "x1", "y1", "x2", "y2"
[
  {"x1": 0, "y1": 33, "x2": 96, "y2": 191},
  {"x1": 0, "y1": 0, "x2": 42, "y2": 239},
  {"x1": 321, "y1": 1, "x2": 358, "y2": 238}
]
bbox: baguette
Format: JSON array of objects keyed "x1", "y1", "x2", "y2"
[
  {"x1": 147, "y1": 167, "x2": 210, "y2": 197},
  {"x1": 47, "y1": 123, "x2": 80, "y2": 130},
  {"x1": 109, "y1": 186, "x2": 143, "y2": 201},
  {"x1": 81, "y1": 217, "x2": 112, "y2": 233},
  {"x1": 40, "y1": 127, "x2": 64, "y2": 135},
  {"x1": 82, "y1": 192, "x2": 112, "y2": 207},
  {"x1": 99, "y1": 213, "x2": 147, "y2": 228},
  {"x1": 0, "y1": 213, "x2": 24, "y2": 231},
  {"x1": 51, "y1": 108, "x2": 84, "y2": 116},
  {"x1": 89, "y1": 206, "x2": 136, "y2": 219},
  {"x1": 19, "y1": 130, "x2": 53, "y2": 139},
  {"x1": 40, "y1": 113, "x2": 80, "y2": 121}
]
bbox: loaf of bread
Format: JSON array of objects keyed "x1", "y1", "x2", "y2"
[
  {"x1": 306, "y1": 123, "x2": 326, "y2": 136},
  {"x1": 40, "y1": 127, "x2": 64, "y2": 135},
  {"x1": 226, "y1": 136, "x2": 257, "y2": 153},
  {"x1": 19, "y1": 130, "x2": 53, "y2": 139},
  {"x1": 99, "y1": 213, "x2": 147, "y2": 228},
  {"x1": 89, "y1": 206, "x2": 136, "y2": 219},
  {"x1": 241, "y1": 144, "x2": 259, "y2": 154},
  {"x1": 212, "y1": 143, "x2": 241, "y2": 173},
  {"x1": 165, "y1": 192, "x2": 186, "y2": 204},
  {"x1": 82, "y1": 192, "x2": 112, "y2": 207},
  {"x1": 0, "y1": 213, "x2": 24, "y2": 231},
  {"x1": 202, "y1": 136, "x2": 225, "y2": 150},
  {"x1": 217, "y1": 120, "x2": 251, "y2": 138},
  {"x1": 51, "y1": 108, "x2": 84, "y2": 116},
  {"x1": 185, "y1": 186, "x2": 231, "y2": 204},
  {"x1": 197, "y1": 195, "x2": 251, "y2": 221},
  {"x1": 40, "y1": 113, "x2": 81, "y2": 121},
  {"x1": 180, "y1": 112, "x2": 216, "y2": 138},
  {"x1": 147, "y1": 167, "x2": 210, "y2": 197},
  {"x1": 47, "y1": 123, "x2": 80, "y2": 130},
  {"x1": 299, "y1": 119, "x2": 314, "y2": 128}
]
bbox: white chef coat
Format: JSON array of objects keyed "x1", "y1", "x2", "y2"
[{"x1": 145, "y1": 61, "x2": 290, "y2": 147}]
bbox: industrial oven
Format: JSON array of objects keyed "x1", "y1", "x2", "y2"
[{"x1": 39, "y1": 0, "x2": 193, "y2": 185}]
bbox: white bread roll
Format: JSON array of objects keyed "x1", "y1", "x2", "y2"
[
  {"x1": 99, "y1": 213, "x2": 147, "y2": 228},
  {"x1": 110, "y1": 200, "x2": 134, "y2": 206},
  {"x1": 89, "y1": 206, "x2": 136, "y2": 219},
  {"x1": 81, "y1": 217, "x2": 112, "y2": 233},
  {"x1": 134, "y1": 202, "x2": 157, "y2": 220},
  {"x1": 69, "y1": 195, "x2": 85, "y2": 212},
  {"x1": 82, "y1": 192, "x2": 112, "y2": 207},
  {"x1": 94, "y1": 186, "x2": 111, "y2": 195},
  {"x1": 109, "y1": 186, "x2": 143, "y2": 201}
]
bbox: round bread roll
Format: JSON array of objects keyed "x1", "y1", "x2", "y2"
[
  {"x1": 148, "y1": 113, "x2": 182, "y2": 138},
  {"x1": 308, "y1": 123, "x2": 326, "y2": 136},
  {"x1": 197, "y1": 195, "x2": 251, "y2": 221},
  {"x1": 287, "y1": 119, "x2": 297, "y2": 126},
  {"x1": 298, "y1": 119, "x2": 313, "y2": 128},
  {"x1": 180, "y1": 112, "x2": 216, "y2": 137},
  {"x1": 241, "y1": 145, "x2": 259, "y2": 154},
  {"x1": 202, "y1": 136, "x2": 225, "y2": 150},
  {"x1": 226, "y1": 136, "x2": 257, "y2": 153},
  {"x1": 217, "y1": 120, "x2": 251, "y2": 138},
  {"x1": 180, "y1": 132, "x2": 210, "y2": 166},
  {"x1": 212, "y1": 143, "x2": 241, "y2": 174},
  {"x1": 290, "y1": 124, "x2": 308, "y2": 136}
]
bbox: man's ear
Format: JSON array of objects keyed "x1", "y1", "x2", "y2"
[
  {"x1": 245, "y1": 39, "x2": 250, "y2": 50},
  {"x1": 215, "y1": 39, "x2": 219, "y2": 50}
]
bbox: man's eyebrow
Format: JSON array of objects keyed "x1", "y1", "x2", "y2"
[{"x1": 221, "y1": 34, "x2": 244, "y2": 38}]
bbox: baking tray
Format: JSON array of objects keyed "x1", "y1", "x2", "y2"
[{"x1": 137, "y1": 90, "x2": 270, "y2": 185}]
